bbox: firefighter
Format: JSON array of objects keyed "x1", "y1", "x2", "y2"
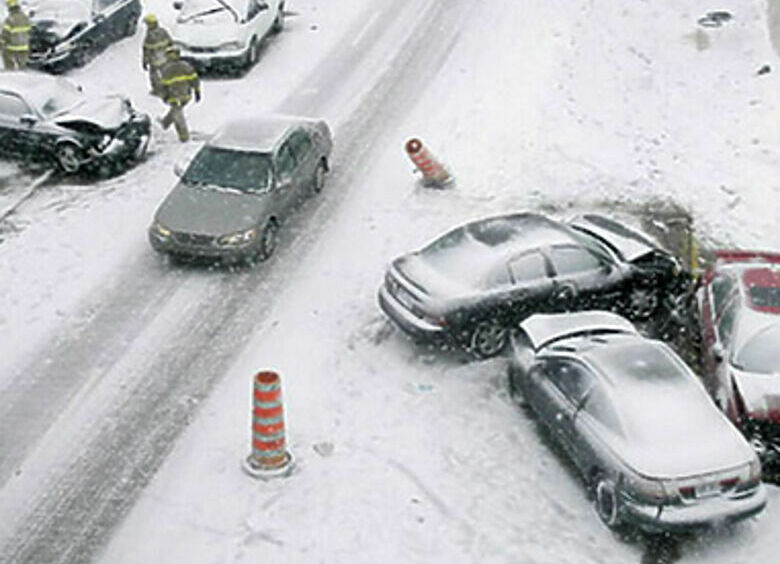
[
  {"x1": 141, "y1": 14, "x2": 172, "y2": 97},
  {"x1": 1, "y1": 0, "x2": 31, "y2": 70},
  {"x1": 159, "y1": 46, "x2": 200, "y2": 142}
]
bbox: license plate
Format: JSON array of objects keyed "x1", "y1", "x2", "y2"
[{"x1": 696, "y1": 482, "x2": 720, "y2": 498}]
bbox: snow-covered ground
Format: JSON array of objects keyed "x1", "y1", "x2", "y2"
[{"x1": 1, "y1": 0, "x2": 779, "y2": 563}]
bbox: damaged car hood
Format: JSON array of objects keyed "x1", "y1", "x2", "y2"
[
  {"x1": 569, "y1": 213, "x2": 659, "y2": 262},
  {"x1": 28, "y1": 0, "x2": 90, "y2": 41},
  {"x1": 54, "y1": 95, "x2": 131, "y2": 131}
]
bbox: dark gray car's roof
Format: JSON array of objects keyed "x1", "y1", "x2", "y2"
[{"x1": 210, "y1": 116, "x2": 311, "y2": 153}]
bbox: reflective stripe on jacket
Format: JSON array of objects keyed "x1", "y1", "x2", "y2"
[
  {"x1": 142, "y1": 27, "x2": 172, "y2": 68},
  {"x1": 160, "y1": 59, "x2": 200, "y2": 105},
  {"x1": 1, "y1": 11, "x2": 31, "y2": 53}
]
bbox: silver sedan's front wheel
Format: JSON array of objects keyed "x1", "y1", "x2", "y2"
[
  {"x1": 469, "y1": 320, "x2": 508, "y2": 359},
  {"x1": 312, "y1": 160, "x2": 327, "y2": 193},
  {"x1": 595, "y1": 478, "x2": 622, "y2": 529},
  {"x1": 258, "y1": 220, "x2": 278, "y2": 260}
]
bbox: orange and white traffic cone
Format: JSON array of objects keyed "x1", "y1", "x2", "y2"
[
  {"x1": 405, "y1": 138, "x2": 453, "y2": 187},
  {"x1": 243, "y1": 370, "x2": 294, "y2": 480}
]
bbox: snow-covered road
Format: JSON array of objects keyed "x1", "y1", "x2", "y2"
[{"x1": 1, "y1": 1, "x2": 779, "y2": 563}]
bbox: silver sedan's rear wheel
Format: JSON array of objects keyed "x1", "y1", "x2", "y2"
[
  {"x1": 595, "y1": 478, "x2": 622, "y2": 529},
  {"x1": 469, "y1": 320, "x2": 508, "y2": 359}
]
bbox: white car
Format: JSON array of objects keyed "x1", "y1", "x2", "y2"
[{"x1": 171, "y1": 0, "x2": 284, "y2": 72}]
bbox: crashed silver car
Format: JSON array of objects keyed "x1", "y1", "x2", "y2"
[
  {"x1": 0, "y1": 71, "x2": 151, "y2": 174},
  {"x1": 149, "y1": 115, "x2": 332, "y2": 263},
  {"x1": 378, "y1": 212, "x2": 682, "y2": 358},
  {"x1": 508, "y1": 311, "x2": 767, "y2": 532}
]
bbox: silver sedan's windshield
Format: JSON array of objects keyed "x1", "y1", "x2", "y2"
[{"x1": 182, "y1": 147, "x2": 272, "y2": 193}]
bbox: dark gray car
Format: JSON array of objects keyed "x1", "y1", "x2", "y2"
[
  {"x1": 508, "y1": 311, "x2": 766, "y2": 532},
  {"x1": 149, "y1": 115, "x2": 332, "y2": 263}
]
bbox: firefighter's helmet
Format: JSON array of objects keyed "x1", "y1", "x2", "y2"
[
  {"x1": 143, "y1": 13, "x2": 158, "y2": 25},
  {"x1": 7, "y1": 0, "x2": 21, "y2": 9}
]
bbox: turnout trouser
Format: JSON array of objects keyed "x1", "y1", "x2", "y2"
[
  {"x1": 2, "y1": 49, "x2": 28, "y2": 70},
  {"x1": 148, "y1": 65, "x2": 164, "y2": 97},
  {"x1": 161, "y1": 102, "x2": 190, "y2": 142}
]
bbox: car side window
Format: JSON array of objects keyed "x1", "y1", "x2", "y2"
[
  {"x1": 288, "y1": 129, "x2": 313, "y2": 162},
  {"x1": 0, "y1": 93, "x2": 30, "y2": 118},
  {"x1": 547, "y1": 359, "x2": 594, "y2": 405},
  {"x1": 507, "y1": 252, "x2": 547, "y2": 283},
  {"x1": 93, "y1": 0, "x2": 119, "y2": 12},
  {"x1": 710, "y1": 274, "x2": 736, "y2": 317},
  {"x1": 582, "y1": 384, "x2": 622, "y2": 434},
  {"x1": 717, "y1": 299, "x2": 738, "y2": 345},
  {"x1": 550, "y1": 245, "x2": 601, "y2": 276},
  {"x1": 275, "y1": 141, "x2": 297, "y2": 179}
]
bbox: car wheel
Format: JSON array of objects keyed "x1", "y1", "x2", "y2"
[
  {"x1": 55, "y1": 142, "x2": 83, "y2": 174},
  {"x1": 594, "y1": 477, "x2": 622, "y2": 530},
  {"x1": 245, "y1": 37, "x2": 259, "y2": 69},
  {"x1": 312, "y1": 159, "x2": 327, "y2": 193},
  {"x1": 469, "y1": 320, "x2": 508, "y2": 359},
  {"x1": 272, "y1": 3, "x2": 285, "y2": 32},
  {"x1": 125, "y1": 15, "x2": 139, "y2": 37},
  {"x1": 625, "y1": 285, "x2": 659, "y2": 320},
  {"x1": 258, "y1": 220, "x2": 279, "y2": 260}
]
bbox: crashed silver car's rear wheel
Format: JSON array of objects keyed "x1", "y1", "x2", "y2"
[
  {"x1": 595, "y1": 478, "x2": 622, "y2": 529},
  {"x1": 469, "y1": 320, "x2": 508, "y2": 359},
  {"x1": 55, "y1": 142, "x2": 83, "y2": 174},
  {"x1": 626, "y1": 286, "x2": 659, "y2": 320}
]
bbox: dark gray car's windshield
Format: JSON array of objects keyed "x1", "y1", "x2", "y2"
[
  {"x1": 733, "y1": 324, "x2": 780, "y2": 374},
  {"x1": 183, "y1": 147, "x2": 272, "y2": 193}
]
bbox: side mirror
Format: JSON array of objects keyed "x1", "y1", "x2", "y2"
[
  {"x1": 20, "y1": 114, "x2": 37, "y2": 126},
  {"x1": 93, "y1": 13, "x2": 105, "y2": 22},
  {"x1": 712, "y1": 343, "x2": 725, "y2": 364},
  {"x1": 259, "y1": 2, "x2": 270, "y2": 10},
  {"x1": 173, "y1": 163, "x2": 184, "y2": 177},
  {"x1": 173, "y1": 1, "x2": 183, "y2": 10}
]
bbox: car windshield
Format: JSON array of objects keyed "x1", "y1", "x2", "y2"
[
  {"x1": 28, "y1": 0, "x2": 89, "y2": 21},
  {"x1": 179, "y1": 0, "x2": 238, "y2": 23},
  {"x1": 733, "y1": 324, "x2": 780, "y2": 374},
  {"x1": 37, "y1": 79, "x2": 83, "y2": 117},
  {"x1": 593, "y1": 341, "x2": 689, "y2": 384},
  {"x1": 182, "y1": 146, "x2": 272, "y2": 193}
]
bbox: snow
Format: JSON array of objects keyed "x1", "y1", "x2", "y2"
[{"x1": 1, "y1": 0, "x2": 779, "y2": 562}]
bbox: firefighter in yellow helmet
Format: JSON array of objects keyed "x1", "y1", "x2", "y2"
[
  {"x1": 1, "y1": 0, "x2": 31, "y2": 70},
  {"x1": 158, "y1": 46, "x2": 200, "y2": 142},
  {"x1": 142, "y1": 14, "x2": 172, "y2": 97}
]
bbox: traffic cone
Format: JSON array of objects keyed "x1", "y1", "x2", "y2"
[
  {"x1": 243, "y1": 370, "x2": 294, "y2": 480},
  {"x1": 405, "y1": 138, "x2": 453, "y2": 187}
]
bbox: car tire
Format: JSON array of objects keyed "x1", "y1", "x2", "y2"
[
  {"x1": 54, "y1": 142, "x2": 83, "y2": 174},
  {"x1": 594, "y1": 477, "x2": 623, "y2": 530},
  {"x1": 272, "y1": 3, "x2": 285, "y2": 33},
  {"x1": 625, "y1": 285, "x2": 659, "y2": 320},
  {"x1": 469, "y1": 320, "x2": 508, "y2": 359},
  {"x1": 258, "y1": 220, "x2": 279, "y2": 260},
  {"x1": 245, "y1": 37, "x2": 259, "y2": 70},
  {"x1": 312, "y1": 159, "x2": 327, "y2": 194}
]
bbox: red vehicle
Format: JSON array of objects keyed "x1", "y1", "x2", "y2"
[{"x1": 697, "y1": 250, "x2": 780, "y2": 473}]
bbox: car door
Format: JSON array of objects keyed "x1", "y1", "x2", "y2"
[
  {"x1": 548, "y1": 244, "x2": 614, "y2": 311},
  {"x1": 529, "y1": 358, "x2": 594, "y2": 458},
  {"x1": 506, "y1": 250, "x2": 554, "y2": 319},
  {"x1": 286, "y1": 127, "x2": 316, "y2": 203},
  {"x1": 271, "y1": 137, "x2": 299, "y2": 219},
  {"x1": 0, "y1": 92, "x2": 39, "y2": 158}
]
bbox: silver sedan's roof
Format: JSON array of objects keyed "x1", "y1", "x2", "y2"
[
  {"x1": 210, "y1": 116, "x2": 311, "y2": 153},
  {"x1": 0, "y1": 71, "x2": 81, "y2": 114}
]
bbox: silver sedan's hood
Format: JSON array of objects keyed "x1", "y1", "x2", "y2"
[
  {"x1": 154, "y1": 182, "x2": 264, "y2": 236},
  {"x1": 569, "y1": 213, "x2": 658, "y2": 262},
  {"x1": 55, "y1": 95, "x2": 130, "y2": 131}
]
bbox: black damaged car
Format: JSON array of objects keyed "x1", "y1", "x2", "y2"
[
  {"x1": 9, "y1": 0, "x2": 142, "y2": 72},
  {"x1": 0, "y1": 72, "x2": 151, "y2": 175}
]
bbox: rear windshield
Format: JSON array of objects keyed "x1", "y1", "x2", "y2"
[
  {"x1": 733, "y1": 325, "x2": 780, "y2": 374},
  {"x1": 748, "y1": 286, "x2": 780, "y2": 310},
  {"x1": 183, "y1": 146, "x2": 272, "y2": 193}
]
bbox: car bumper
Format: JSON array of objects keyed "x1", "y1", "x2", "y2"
[
  {"x1": 179, "y1": 45, "x2": 249, "y2": 70},
  {"x1": 620, "y1": 485, "x2": 767, "y2": 532},
  {"x1": 149, "y1": 230, "x2": 258, "y2": 264},
  {"x1": 28, "y1": 47, "x2": 78, "y2": 72},
  {"x1": 377, "y1": 284, "x2": 446, "y2": 343}
]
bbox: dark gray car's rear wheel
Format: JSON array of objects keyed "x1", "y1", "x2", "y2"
[
  {"x1": 469, "y1": 320, "x2": 508, "y2": 359},
  {"x1": 258, "y1": 220, "x2": 278, "y2": 260},
  {"x1": 55, "y1": 142, "x2": 83, "y2": 174}
]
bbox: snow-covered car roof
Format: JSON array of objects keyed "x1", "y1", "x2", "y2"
[
  {"x1": 210, "y1": 115, "x2": 318, "y2": 153},
  {"x1": 177, "y1": 0, "x2": 249, "y2": 22},
  {"x1": 0, "y1": 71, "x2": 83, "y2": 116}
]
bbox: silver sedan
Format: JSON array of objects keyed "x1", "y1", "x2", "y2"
[{"x1": 508, "y1": 311, "x2": 767, "y2": 532}]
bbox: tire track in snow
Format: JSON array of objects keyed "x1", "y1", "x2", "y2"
[{"x1": 0, "y1": 1, "x2": 468, "y2": 562}]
